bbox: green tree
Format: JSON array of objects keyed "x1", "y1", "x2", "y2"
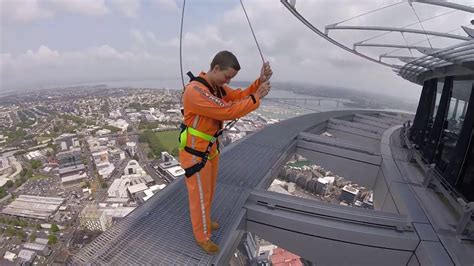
[
  {"x1": 31, "y1": 160, "x2": 42, "y2": 169},
  {"x1": 19, "y1": 219, "x2": 28, "y2": 227},
  {"x1": 5, "y1": 180, "x2": 14, "y2": 188},
  {"x1": 147, "y1": 151, "x2": 154, "y2": 158},
  {"x1": 29, "y1": 233, "x2": 37, "y2": 242},
  {"x1": 17, "y1": 230, "x2": 26, "y2": 240},
  {"x1": 103, "y1": 125, "x2": 121, "y2": 133},
  {"x1": 35, "y1": 224, "x2": 42, "y2": 230},
  {"x1": 0, "y1": 187, "x2": 7, "y2": 199},
  {"x1": 50, "y1": 224, "x2": 59, "y2": 233},
  {"x1": 6, "y1": 226, "x2": 15, "y2": 237},
  {"x1": 13, "y1": 219, "x2": 20, "y2": 227},
  {"x1": 48, "y1": 234, "x2": 58, "y2": 244}
]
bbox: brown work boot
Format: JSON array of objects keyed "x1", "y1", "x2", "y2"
[
  {"x1": 196, "y1": 240, "x2": 219, "y2": 254},
  {"x1": 211, "y1": 221, "x2": 219, "y2": 231}
]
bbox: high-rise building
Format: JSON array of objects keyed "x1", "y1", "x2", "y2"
[
  {"x1": 340, "y1": 185, "x2": 359, "y2": 204},
  {"x1": 80, "y1": 205, "x2": 110, "y2": 232}
]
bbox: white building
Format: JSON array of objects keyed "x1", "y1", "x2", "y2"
[
  {"x1": 25, "y1": 150, "x2": 45, "y2": 161},
  {"x1": 92, "y1": 149, "x2": 115, "y2": 179},
  {"x1": 127, "y1": 183, "x2": 149, "y2": 201},
  {"x1": 316, "y1": 176, "x2": 335, "y2": 196},
  {"x1": 2, "y1": 195, "x2": 65, "y2": 220},
  {"x1": 109, "y1": 110, "x2": 122, "y2": 119},
  {"x1": 0, "y1": 135, "x2": 8, "y2": 145},
  {"x1": 18, "y1": 249, "x2": 36, "y2": 264},
  {"x1": 96, "y1": 129, "x2": 112, "y2": 136},
  {"x1": 124, "y1": 160, "x2": 143, "y2": 175},
  {"x1": 0, "y1": 154, "x2": 11, "y2": 175},
  {"x1": 23, "y1": 242, "x2": 50, "y2": 256},
  {"x1": 107, "y1": 119, "x2": 129, "y2": 132},
  {"x1": 3, "y1": 251, "x2": 16, "y2": 262},
  {"x1": 108, "y1": 160, "x2": 154, "y2": 201},
  {"x1": 165, "y1": 166, "x2": 185, "y2": 180},
  {"x1": 61, "y1": 173, "x2": 86, "y2": 187},
  {"x1": 142, "y1": 184, "x2": 167, "y2": 201}
]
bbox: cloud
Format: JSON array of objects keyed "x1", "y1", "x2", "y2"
[
  {"x1": 1, "y1": 0, "x2": 108, "y2": 24},
  {"x1": 130, "y1": 29, "x2": 146, "y2": 45},
  {"x1": 1, "y1": 44, "x2": 173, "y2": 90},
  {"x1": 153, "y1": 0, "x2": 179, "y2": 12},
  {"x1": 110, "y1": 0, "x2": 140, "y2": 18},
  {"x1": 0, "y1": 0, "x2": 54, "y2": 23},
  {"x1": 50, "y1": 0, "x2": 109, "y2": 16}
]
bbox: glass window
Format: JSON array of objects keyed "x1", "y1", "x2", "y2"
[
  {"x1": 459, "y1": 138, "x2": 474, "y2": 201},
  {"x1": 431, "y1": 80, "x2": 444, "y2": 120},
  {"x1": 421, "y1": 79, "x2": 444, "y2": 148},
  {"x1": 435, "y1": 78, "x2": 473, "y2": 173}
]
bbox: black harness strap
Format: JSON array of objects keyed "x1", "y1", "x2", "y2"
[
  {"x1": 180, "y1": 123, "x2": 224, "y2": 178},
  {"x1": 180, "y1": 71, "x2": 236, "y2": 177},
  {"x1": 187, "y1": 71, "x2": 226, "y2": 99}
]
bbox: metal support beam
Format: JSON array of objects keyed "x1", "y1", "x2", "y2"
[
  {"x1": 355, "y1": 42, "x2": 433, "y2": 51},
  {"x1": 381, "y1": 55, "x2": 421, "y2": 63},
  {"x1": 245, "y1": 190, "x2": 417, "y2": 265},
  {"x1": 326, "y1": 25, "x2": 471, "y2": 41},
  {"x1": 462, "y1": 26, "x2": 474, "y2": 37},
  {"x1": 411, "y1": 0, "x2": 474, "y2": 13}
]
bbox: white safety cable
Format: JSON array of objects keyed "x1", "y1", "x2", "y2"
[
  {"x1": 179, "y1": 0, "x2": 186, "y2": 91},
  {"x1": 360, "y1": 9, "x2": 458, "y2": 44},
  {"x1": 410, "y1": 3, "x2": 433, "y2": 48},
  {"x1": 401, "y1": 32, "x2": 415, "y2": 57},
  {"x1": 334, "y1": 1, "x2": 405, "y2": 25},
  {"x1": 383, "y1": 25, "x2": 467, "y2": 57},
  {"x1": 240, "y1": 0, "x2": 265, "y2": 64}
]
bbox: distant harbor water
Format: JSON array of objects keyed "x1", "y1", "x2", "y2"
[{"x1": 260, "y1": 89, "x2": 354, "y2": 120}]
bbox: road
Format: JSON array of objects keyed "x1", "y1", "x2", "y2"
[{"x1": 121, "y1": 109, "x2": 170, "y2": 184}]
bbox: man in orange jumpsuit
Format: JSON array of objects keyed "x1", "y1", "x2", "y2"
[{"x1": 179, "y1": 50, "x2": 272, "y2": 254}]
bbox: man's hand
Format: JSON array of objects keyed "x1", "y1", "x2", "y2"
[
  {"x1": 259, "y1": 62, "x2": 273, "y2": 83},
  {"x1": 255, "y1": 80, "x2": 271, "y2": 99}
]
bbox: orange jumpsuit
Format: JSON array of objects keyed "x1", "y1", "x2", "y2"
[{"x1": 179, "y1": 72, "x2": 261, "y2": 243}]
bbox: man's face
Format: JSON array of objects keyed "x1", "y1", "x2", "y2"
[{"x1": 213, "y1": 66, "x2": 238, "y2": 86}]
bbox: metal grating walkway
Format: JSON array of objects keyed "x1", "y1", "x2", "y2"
[{"x1": 70, "y1": 110, "x2": 404, "y2": 265}]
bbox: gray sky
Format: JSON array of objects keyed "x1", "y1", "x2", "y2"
[{"x1": 1, "y1": 0, "x2": 472, "y2": 100}]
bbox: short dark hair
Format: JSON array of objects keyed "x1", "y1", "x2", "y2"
[{"x1": 210, "y1": 51, "x2": 241, "y2": 71}]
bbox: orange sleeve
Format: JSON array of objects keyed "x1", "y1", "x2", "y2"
[
  {"x1": 184, "y1": 84, "x2": 260, "y2": 121},
  {"x1": 222, "y1": 78, "x2": 260, "y2": 102}
]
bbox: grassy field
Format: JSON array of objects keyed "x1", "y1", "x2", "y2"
[
  {"x1": 155, "y1": 130, "x2": 180, "y2": 152},
  {"x1": 31, "y1": 175, "x2": 50, "y2": 180},
  {"x1": 287, "y1": 160, "x2": 311, "y2": 168},
  {"x1": 36, "y1": 137, "x2": 52, "y2": 143}
]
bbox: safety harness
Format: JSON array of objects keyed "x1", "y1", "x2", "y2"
[{"x1": 179, "y1": 72, "x2": 237, "y2": 177}]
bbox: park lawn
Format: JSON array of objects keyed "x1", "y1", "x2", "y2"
[
  {"x1": 287, "y1": 160, "x2": 311, "y2": 168},
  {"x1": 155, "y1": 130, "x2": 180, "y2": 152},
  {"x1": 31, "y1": 175, "x2": 50, "y2": 180},
  {"x1": 37, "y1": 137, "x2": 52, "y2": 143}
]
